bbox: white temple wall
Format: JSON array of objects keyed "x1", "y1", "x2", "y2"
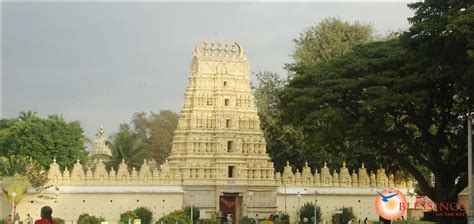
[
  {"x1": 15, "y1": 187, "x2": 184, "y2": 223},
  {"x1": 275, "y1": 187, "x2": 417, "y2": 224}
]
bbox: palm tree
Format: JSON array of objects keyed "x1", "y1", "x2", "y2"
[
  {"x1": 18, "y1": 111, "x2": 38, "y2": 121},
  {"x1": 109, "y1": 124, "x2": 148, "y2": 170}
]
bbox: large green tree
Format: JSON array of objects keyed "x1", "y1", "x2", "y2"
[
  {"x1": 108, "y1": 110, "x2": 178, "y2": 168},
  {"x1": 281, "y1": 14, "x2": 472, "y2": 221},
  {"x1": 289, "y1": 17, "x2": 374, "y2": 69},
  {"x1": 253, "y1": 71, "x2": 306, "y2": 171},
  {"x1": 0, "y1": 111, "x2": 88, "y2": 169},
  {"x1": 108, "y1": 123, "x2": 148, "y2": 169}
]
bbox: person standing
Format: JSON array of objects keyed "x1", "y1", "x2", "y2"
[
  {"x1": 7, "y1": 215, "x2": 12, "y2": 224},
  {"x1": 34, "y1": 206, "x2": 57, "y2": 224},
  {"x1": 14, "y1": 213, "x2": 20, "y2": 224},
  {"x1": 26, "y1": 214, "x2": 34, "y2": 224}
]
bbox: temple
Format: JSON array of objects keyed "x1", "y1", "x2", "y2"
[{"x1": 13, "y1": 41, "x2": 424, "y2": 223}]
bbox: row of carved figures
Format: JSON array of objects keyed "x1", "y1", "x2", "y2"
[{"x1": 276, "y1": 161, "x2": 414, "y2": 188}]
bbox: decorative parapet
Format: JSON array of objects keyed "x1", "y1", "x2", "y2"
[
  {"x1": 275, "y1": 161, "x2": 414, "y2": 189},
  {"x1": 46, "y1": 158, "x2": 413, "y2": 189},
  {"x1": 47, "y1": 158, "x2": 181, "y2": 186}
]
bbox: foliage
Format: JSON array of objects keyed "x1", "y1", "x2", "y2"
[
  {"x1": 298, "y1": 203, "x2": 321, "y2": 224},
  {"x1": 0, "y1": 111, "x2": 88, "y2": 169},
  {"x1": 109, "y1": 124, "x2": 148, "y2": 169},
  {"x1": 197, "y1": 211, "x2": 220, "y2": 224},
  {"x1": 1, "y1": 176, "x2": 55, "y2": 213},
  {"x1": 0, "y1": 155, "x2": 48, "y2": 188},
  {"x1": 340, "y1": 207, "x2": 356, "y2": 224},
  {"x1": 184, "y1": 206, "x2": 200, "y2": 223},
  {"x1": 273, "y1": 213, "x2": 289, "y2": 224},
  {"x1": 54, "y1": 218, "x2": 65, "y2": 224},
  {"x1": 134, "y1": 207, "x2": 153, "y2": 224},
  {"x1": 109, "y1": 110, "x2": 178, "y2": 169},
  {"x1": 280, "y1": 6, "x2": 473, "y2": 208},
  {"x1": 260, "y1": 221, "x2": 273, "y2": 224},
  {"x1": 197, "y1": 219, "x2": 219, "y2": 224},
  {"x1": 421, "y1": 211, "x2": 437, "y2": 222},
  {"x1": 0, "y1": 220, "x2": 8, "y2": 224},
  {"x1": 120, "y1": 211, "x2": 139, "y2": 223},
  {"x1": 289, "y1": 17, "x2": 374, "y2": 69},
  {"x1": 253, "y1": 71, "x2": 305, "y2": 171},
  {"x1": 77, "y1": 213, "x2": 105, "y2": 224},
  {"x1": 238, "y1": 216, "x2": 255, "y2": 224},
  {"x1": 157, "y1": 210, "x2": 190, "y2": 224}
]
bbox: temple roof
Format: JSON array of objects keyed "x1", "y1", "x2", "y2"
[{"x1": 90, "y1": 125, "x2": 112, "y2": 157}]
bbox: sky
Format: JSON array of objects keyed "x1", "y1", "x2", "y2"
[{"x1": 2, "y1": 2, "x2": 415, "y2": 138}]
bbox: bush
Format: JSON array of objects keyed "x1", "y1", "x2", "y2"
[
  {"x1": 340, "y1": 207, "x2": 356, "y2": 224},
  {"x1": 120, "y1": 211, "x2": 139, "y2": 223},
  {"x1": 239, "y1": 216, "x2": 255, "y2": 224},
  {"x1": 197, "y1": 219, "x2": 219, "y2": 224},
  {"x1": 157, "y1": 210, "x2": 190, "y2": 224},
  {"x1": 54, "y1": 218, "x2": 65, "y2": 224},
  {"x1": 273, "y1": 213, "x2": 289, "y2": 224},
  {"x1": 135, "y1": 207, "x2": 153, "y2": 224},
  {"x1": 299, "y1": 203, "x2": 321, "y2": 224},
  {"x1": 77, "y1": 213, "x2": 105, "y2": 224},
  {"x1": 184, "y1": 206, "x2": 200, "y2": 223},
  {"x1": 260, "y1": 221, "x2": 273, "y2": 224},
  {"x1": 0, "y1": 220, "x2": 8, "y2": 224}
]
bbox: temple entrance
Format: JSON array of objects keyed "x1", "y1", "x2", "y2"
[{"x1": 219, "y1": 193, "x2": 241, "y2": 224}]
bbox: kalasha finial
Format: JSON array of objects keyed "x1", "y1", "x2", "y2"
[
  {"x1": 203, "y1": 41, "x2": 209, "y2": 56},
  {"x1": 342, "y1": 162, "x2": 346, "y2": 168},
  {"x1": 305, "y1": 161, "x2": 309, "y2": 167},
  {"x1": 286, "y1": 161, "x2": 290, "y2": 167},
  {"x1": 324, "y1": 161, "x2": 327, "y2": 167},
  {"x1": 224, "y1": 43, "x2": 229, "y2": 56},
  {"x1": 217, "y1": 42, "x2": 222, "y2": 56},
  {"x1": 210, "y1": 42, "x2": 215, "y2": 56},
  {"x1": 361, "y1": 163, "x2": 365, "y2": 168},
  {"x1": 76, "y1": 159, "x2": 80, "y2": 164},
  {"x1": 53, "y1": 157, "x2": 57, "y2": 163},
  {"x1": 231, "y1": 43, "x2": 237, "y2": 57}
]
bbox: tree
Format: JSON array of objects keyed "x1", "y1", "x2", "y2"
[
  {"x1": 0, "y1": 111, "x2": 88, "y2": 169},
  {"x1": 298, "y1": 202, "x2": 321, "y2": 224},
  {"x1": 0, "y1": 155, "x2": 48, "y2": 188},
  {"x1": 340, "y1": 207, "x2": 356, "y2": 224},
  {"x1": 289, "y1": 17, "x2": 374, "y2": 69},
  {"x1": 109, "y1": 110, "x2": 178, "y2": 168},
  {"x1": 253, "y1": 71, "x2": 306, "y2": 171},
  {"x1": 280, "y1": 37, "x2": 470, "y2": 222},
  {"x1": 108, "y1": 124, "x2": 148, "y2": 169}
]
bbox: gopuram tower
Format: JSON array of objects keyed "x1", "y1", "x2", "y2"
[{"x1": 166, "y1": 41, "x2": 277, "y2": 219}]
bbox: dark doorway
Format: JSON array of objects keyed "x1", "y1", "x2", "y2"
[{"x1": 219, "y1": 194, "x2": 241, "y2": 224}]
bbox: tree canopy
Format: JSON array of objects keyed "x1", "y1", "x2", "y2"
[
  {"x1": 0, "y1": 111, "x2": 88, "y2": 169},
  {"x1": 279, "y1": 0, "x2": 474, "y2": 215},
  {"x1": 290, "y1": 17, "x2": 374, "y2": 68},
  {"x1": 108, "y1": 110, "x2": 178, "y2": 169}
]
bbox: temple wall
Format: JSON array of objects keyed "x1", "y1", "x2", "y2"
[
  {"x1": 275, "y1": 187, "x2": 416, "y2": 224},
  {"x1": 15, "y1": 186, "x2": 184, "y2": 223}
]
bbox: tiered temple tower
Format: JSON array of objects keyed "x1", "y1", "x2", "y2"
[
  {"x1": 89, "y1": 126, "x2": 112, "y2": 166},
  {"x1": 166, "y1": 41, "x2": 276, "y2": 219}
]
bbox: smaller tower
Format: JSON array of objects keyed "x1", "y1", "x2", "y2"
[{"x1": 89, "y1": 125, "x2": 112, "y2": 167}]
